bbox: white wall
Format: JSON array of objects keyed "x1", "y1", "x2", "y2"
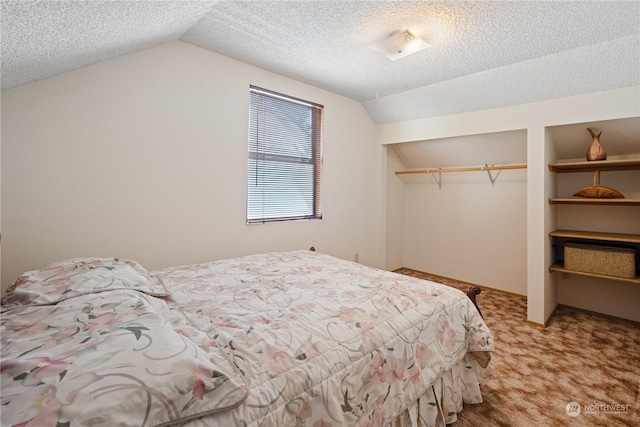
[
  {"x1": 379, "y1": 86, "x2": 640, "y2": 324},
  {"x1": 388, "y1": 130, "x2": 528, "y2": 295},
  {"x1": 543, "y1": 127, "x2": 559, "y2": 323},
  {"x1": 400, "y1": 166, "x2": 528, "y2": 296},
  {"x1": 1, "y1": 41, "x2": 380, "y2": 293},
  {"x1": 384, "y1": 147, "x2": 405, "y2": 271}
]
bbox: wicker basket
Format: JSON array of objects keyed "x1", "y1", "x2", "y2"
[{"x1": 564, "y1": 243, "x2": 637, "y2": 279}]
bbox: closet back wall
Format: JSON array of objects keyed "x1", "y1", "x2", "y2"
[{"x1": 396, "y1": 132, "x2": 528, "y2": 296}]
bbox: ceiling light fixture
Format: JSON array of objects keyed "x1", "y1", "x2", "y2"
[{"x1": 369, "y1": 30, "x2": 430, "y2": 61}]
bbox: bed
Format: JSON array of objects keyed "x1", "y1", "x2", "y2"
[{"x1": 1, "y1": 250, "x2": 493, "y2": 427}]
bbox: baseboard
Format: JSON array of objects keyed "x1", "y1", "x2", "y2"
[
  {"x1": 394, "y1": 267, "x2": 527, "y2": 299},
  {"x1": 546, "y1": 304, "x2": 560, "y2": 326},
  {"x1": 521, "y1": 305, "x2": 557, "y2": 329},
  {"x1": 525, "y1": 320, "x2": 546, "y2": 328}
]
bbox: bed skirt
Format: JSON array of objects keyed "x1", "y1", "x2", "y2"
[{"x1": 390, "y1": 353, "x2": 490, "y2": 427}]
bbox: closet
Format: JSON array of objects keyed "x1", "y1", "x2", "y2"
[{"x1": 388, "y1": 130, "x2": 528, "y2": 296}]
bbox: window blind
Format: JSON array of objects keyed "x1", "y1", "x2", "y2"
[{"x1": 247, "y1": 86, "x2": 323, "y2": 224}]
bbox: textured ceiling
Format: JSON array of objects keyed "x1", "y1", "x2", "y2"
[{"x1": 2, "y1": 1, "x2": 639, "y2": 123}]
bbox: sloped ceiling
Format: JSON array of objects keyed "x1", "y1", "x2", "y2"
[
  {"x1": 2, "y1": 1, "x2": 639, "y2": 124},
  {"x1": 391, "y1": 117, "x2": 640, "y2": 174},
  {"x1": 392, "y1": 130, "x2": 527, "y2": 170}
]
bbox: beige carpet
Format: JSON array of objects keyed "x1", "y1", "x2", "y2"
[{"x1": 394, "y1": 268, "x2": 640, "y2": 427}]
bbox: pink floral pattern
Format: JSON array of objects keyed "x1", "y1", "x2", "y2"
[
  {"x1": 154, "y1": 250, "x2": 494, "y2": 426},
  {"x1": 1, "y1": 262, "x2": 246, "y2": 427},
  {"x1": 1, "y1": 258, "x2": 167, "y2": 307},
  {"x1": 1, "y1": 251, "x2": 493, "y2": 427}
]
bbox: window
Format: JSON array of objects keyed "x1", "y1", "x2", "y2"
[{"x1": 247, "y1": 86, "x2": 323, "y2": 224}]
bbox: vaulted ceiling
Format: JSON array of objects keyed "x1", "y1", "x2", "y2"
[{"x1": 2, "y1": 1, "x2": 639, "y2": 124}]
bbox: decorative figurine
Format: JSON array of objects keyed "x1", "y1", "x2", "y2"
[
  {"x1": 573, "y1": 170, "x2": 624, "y2": 198},
  {"x1": 574, "y1": 127, "x2": 623, "y2": 198},
  {"x1": 586, "y1": 128, "x2": 606, "y2": 161}
]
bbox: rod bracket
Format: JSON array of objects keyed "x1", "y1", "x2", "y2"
[
  {"x1": 484, "y1": 164, "x2": 501, "y2": 186},
  {"x1": 429, "y1": 169, "x2": 442, "y2": 189}
]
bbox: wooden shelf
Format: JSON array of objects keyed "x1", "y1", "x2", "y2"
[
  {"x1": 548, "y1": 158, "x2": 640, "y2": 173},
  {"x1": 549, "y1": 262, "x2": 640, "y2": 284},
  {"x1": 547, "y1": 135, "x2": 640, "y2": 294},
  {"x1": 549, "y1": 229, "x2": 640, "y2": 244},
  {"x1": 548, "y1": 198, "x2": 640, "y2": 206},
  {"x1": 549, "y1": 230, "x2": 640, "y2": 285}
]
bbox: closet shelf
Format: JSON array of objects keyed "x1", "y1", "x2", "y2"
[
  {"x1": 549, "y1": 262, "x2": 640, "y2": 284},
  {"x1": 548, "y1": 198, "x2": 640, "y2": 206},
  {"x1": 548, "y1": 229, "x2": 640, "y2": 243},
  {"x1": 548, "y1": 229, "x2": 640, "y2": 284},
  {"x1": 548, "y1": 158, "x2": 640, "y2": 173}
]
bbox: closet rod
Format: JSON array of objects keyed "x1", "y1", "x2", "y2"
[{"x1": 395, "y1": 163, "x2": 527, "y2": 175}]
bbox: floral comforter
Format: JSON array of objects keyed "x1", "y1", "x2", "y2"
[
  {"x1": 1, "y1": 251, "x2": 494, "y2": 427},
  {"x1": 1, "y1": 258, "x2": 247, "y2": 427}
]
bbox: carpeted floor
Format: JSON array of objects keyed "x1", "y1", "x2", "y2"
[{"x1": 394, "y1": 268, "x2": 640, "y2": 427}]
